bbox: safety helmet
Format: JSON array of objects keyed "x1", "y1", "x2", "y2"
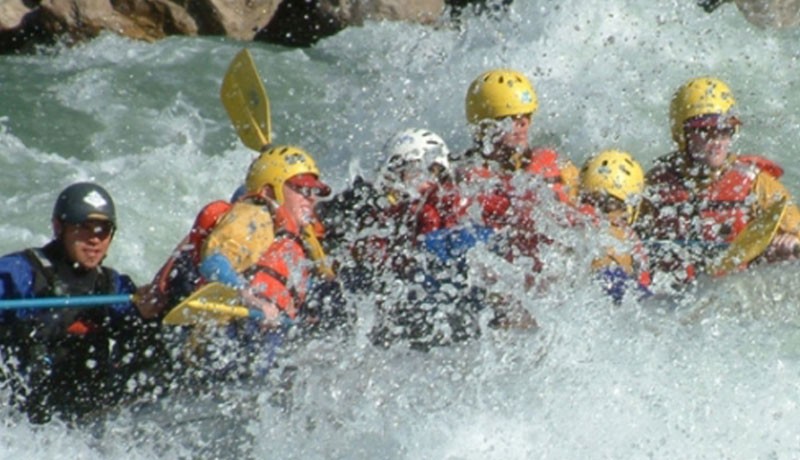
[
  {"x1": 382, "y1": 128, "x2": 450, "y2": 171},
  {"x1": 465, "y1": 69, "x2": 538, "y2": 124},
  {"x1": 245, "y1": 145, "x2": 327, "y2": 203},
  {"x1": 580, "y1": 150, "x2": 645, "y2": 222},
  {"x1": 52, "y1": 182, "x2": 117, "y2": 227},
  {"x1": 670, "y1": 77, "x2": 739, "y2": 149}
]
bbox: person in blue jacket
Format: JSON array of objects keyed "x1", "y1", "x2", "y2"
[{"x1": 0, "y1": 182, "x2": 162, "y2": 423}]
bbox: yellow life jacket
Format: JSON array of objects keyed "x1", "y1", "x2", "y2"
[
  {"x1": 202, "y1": 201, "x2": 275, "y2": 273},
  {"x1": 590, "y1": 224, "x2": 635, "y2": 274}
]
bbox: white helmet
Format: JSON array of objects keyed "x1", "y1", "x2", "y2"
[{"x1": 381, "y1": 128, "x2": 450, "y2": 171}]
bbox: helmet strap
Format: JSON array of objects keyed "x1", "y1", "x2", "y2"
[{"x1": 52, "y1": 218, "x2": 64, "y2": 239}]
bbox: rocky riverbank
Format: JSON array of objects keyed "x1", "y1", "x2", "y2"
[{"x1": 0, "y1": 0, "x2": 509, "y2": 54}]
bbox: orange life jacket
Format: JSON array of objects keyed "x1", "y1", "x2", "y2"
[
  {"x1": 245, "y1": 206, "x2": 311, "y2": 319},
  {"x1": 524, "y1": 147, "x2": 574, "y2": 204}
]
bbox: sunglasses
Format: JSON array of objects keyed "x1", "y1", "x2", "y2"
[
  {"x1": 286, "y1": 183, "x2": 317, "y2": 199},
  {"x1": 691, "y1": 126, "x2": 737, "y2": 139},
  {"x1": 75, "y1": 221, "x2": 115, "y2": 239}
]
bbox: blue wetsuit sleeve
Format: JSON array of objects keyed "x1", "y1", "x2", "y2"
[
  {"x1": 199, "y1": 253, "x2": 246, "y2": 288},
  {"x1": 597, "y1": 266, "x2": 629, "y2": 304},
  {"x1": 108, "y1": 271, "x2": 138, "y2": 316},
  {"x1": 423, "y1": 226, "x2": 495, "y2": 262},
  {"x1": 0, "y1": 253, "x2": 35, "y2": 299},
  {"x1": 0, "y1": 254, "x2": 38, "y2": 321},
  {"x1": 596, "y1": 266, "x2": 652, "y2": 304}
]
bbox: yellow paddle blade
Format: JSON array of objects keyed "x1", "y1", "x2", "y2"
[
  {"x1": 709, "y1": 198, "x2": 788, "y2": 276},
  {"x1": 163, "y1": 282, "x2": 258, "y2": 326},
  {"x1": 220, "y1": 48, "x2": 271, "y2": 150}
]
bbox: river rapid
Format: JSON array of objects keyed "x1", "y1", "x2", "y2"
[{"x1": 2, "y1": 1, "x2": 800, "y2": 458}]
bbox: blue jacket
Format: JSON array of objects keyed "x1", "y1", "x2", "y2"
[
  {"x1": 0, "y1": 244, "x2": 137, "y2": 323},
  {"x1": 0, "y1": 242, "x2": 150, "y2": 424}
]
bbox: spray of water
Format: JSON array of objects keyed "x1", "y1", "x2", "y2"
[{"x1": 2, "y1": 2, "x2": 800, "y2": 458}]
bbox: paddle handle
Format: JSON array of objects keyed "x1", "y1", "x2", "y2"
[{"x1": 0, "y1": 294, "x2": 133, "y2": 310}]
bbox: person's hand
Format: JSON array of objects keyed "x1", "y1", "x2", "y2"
[
  {"x1": 240, "y1": 288, "x2": 284, "y2": 330},
  {"x1": 133, "y1": 283, "x2": 169, "y2": 319},
  {"x1": 766, "y1": 232, "x2": 800, "y2": 261},
  {"x1": 486, "y1": 293, "x2": 538, "y2": 330}
]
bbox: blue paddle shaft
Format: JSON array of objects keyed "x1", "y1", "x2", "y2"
[{"x1": 0, "y1": 294, "x2": 132, "y2": 310}]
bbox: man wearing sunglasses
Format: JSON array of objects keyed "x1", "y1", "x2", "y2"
[
  {"x1": 199, "y1": 145, "x2": 333, "y2": 330},
  {"x1": 0, "y1": 182, "x2": 159, "y2": 423},
  {"x1": 638, "y1": 77, "x2": 800, "y2": 286}
]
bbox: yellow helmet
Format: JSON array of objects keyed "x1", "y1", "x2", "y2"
[
  {"x1": 465, "y1": 69, "x2": 538, "y2": 124},
  {"x1": 669, "y1": 77, "x2": 738, "y2": 149},
  {"x1": 580, "y1": 149, "x2": 645, "y2": 222},
  {"x1": 245, "y1": 145, "x2": 324, "y2": 203}
]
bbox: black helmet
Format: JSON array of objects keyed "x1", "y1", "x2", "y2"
[{"x1": 52, "y1": 182, "x2": 117, "y2": 226}]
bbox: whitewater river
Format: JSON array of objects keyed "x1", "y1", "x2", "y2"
[{"x1": 2, "y1": 1, "x2": 800, "y2": 458}]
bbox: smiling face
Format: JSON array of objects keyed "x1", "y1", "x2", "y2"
[
  {"x1": 282, "y1": 182, "x2": 318, "y2": 228},
  {"x1": 496, "y1": 114, "x2": 531, "y2": 151},
  {"x1": 56, "y1": 218, "x2": 114, "y2": 269}
]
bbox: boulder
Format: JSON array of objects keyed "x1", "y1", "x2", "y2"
[
  {"x1": 0, "y1": 0, "x2": 35, "y2": 52},
  {"x1": 735, "y1": 0, "x2": 800, "y2": 28},
  {"x1": 0, "y1": 0, "x2": 508, "y2": 54},
  {"x1": 256, "y1": 0, "x2": 445, "y2": 47},
  {"x1": 329, "y1": 0, "x2": 446, "y2": 25},
  {"x1": 36, "y1": 0, "x2": 197, "y2": 42},
  {"x1": 189, "y1": 0, "x2": 281, "y2": 40},
  {"x1": 0, "y1": 0, "x2": 30, "y2": 30}
]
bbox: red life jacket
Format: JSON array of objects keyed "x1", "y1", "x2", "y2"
[
  {"x1": 644, "y1": 153, "x2": 783, "y2": 283},
  {"x1": 647, "y1": 155, "x2": 781, "y2": 244},
  {"x1": 154, "y1": 200, "x2": 233, "y2": 297},
  {"x1": 189, "y1": 200, "x2": 235, "y2": 264},
  {"x1": 458, "y1": 164, "x2": 547, "y2": 270},
  {"x1": 451, "y1": 146, "x2": 576, "y2": 281},
  {"x1": 417, "y1": 180, "x2": 470, "y2": 235},
  {"x1": 458, "y1": 164, "x2": 515, "y2": 230},
  {"x1": 352, "y1": 179, "x2": 470, "y2": 266}
]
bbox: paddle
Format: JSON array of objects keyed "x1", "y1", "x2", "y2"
[
  {"x1": 220, "y1": 48, "x2": 271, "y2": 149},
  {"x1": 162, "y1": 282, "x2": 264, "y2": 326},
  {"x1": 220, "y1": 48, "x2": 335, "y2": 280},
  {"x1": 708, "y1": 198, "x2": 789, "y2": 276},
  {"x1": 0, "y1": 294, "x2": 133, "y2": 310}
]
